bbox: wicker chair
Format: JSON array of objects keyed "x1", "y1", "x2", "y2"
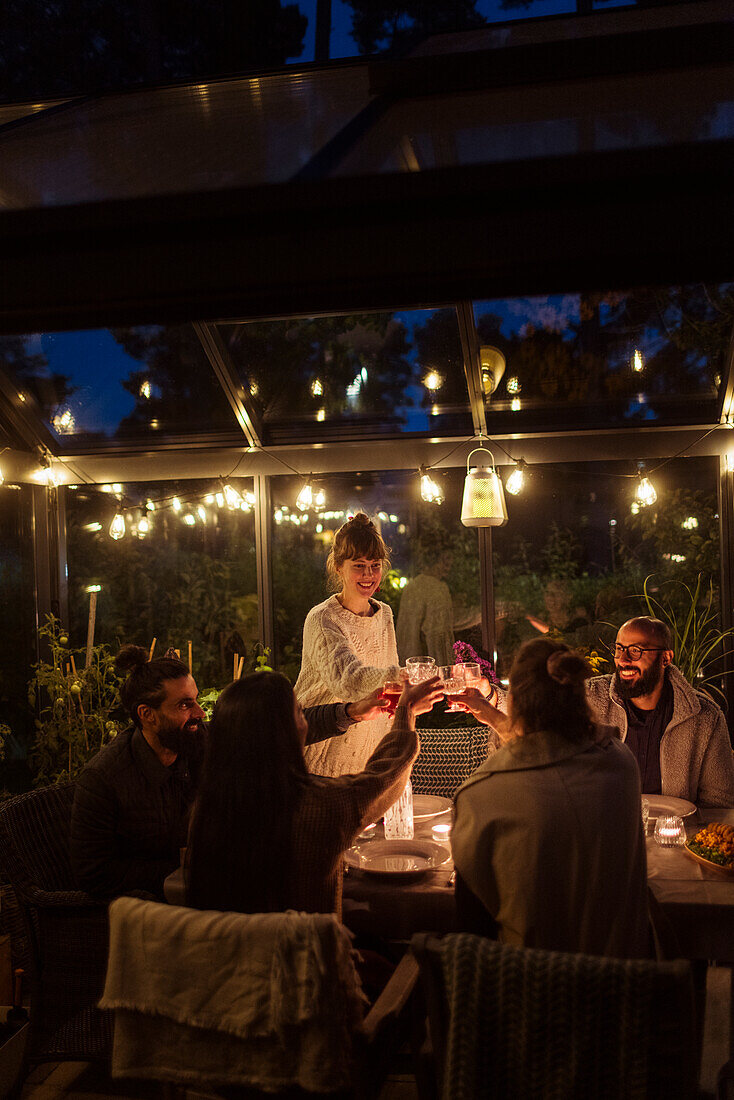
[
  {"x1": 0, "y1": 782, "x2": 112, "y2": 1090},
  {"x1": 411, "y1": 932, "x2": 698, "y2": 1100},
  {"x1": 411, "y1": 726, "x2": 499, "y2": 799}
]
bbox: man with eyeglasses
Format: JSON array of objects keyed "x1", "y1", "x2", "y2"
[{"x1": 586, "y1": 616, "x2": 734, "y2": 806}]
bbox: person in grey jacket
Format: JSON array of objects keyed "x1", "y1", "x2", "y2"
[{"x1": 586, "y1": 617, "x2": 734, "y2": 807}]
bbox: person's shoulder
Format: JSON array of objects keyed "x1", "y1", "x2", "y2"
[
  {"x1": 304, "y1": 595, "x2": 339, "y2": 624},
  {"x1": 586, "y1": 674, "x2": 613, "y2": 697},
  {"x1": 371, "y1": 598, "x2": 394, "y2": 620},
  {"x1": 77, "y1": 728, "x2": 135, "y2": 787}
]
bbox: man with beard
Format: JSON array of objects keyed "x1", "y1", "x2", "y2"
[
  {"x1": 586, "y1": 617, "x2": 734, "y2": 806},
  {"x1": 71, "y1": 644, "x2": 388, "y2": 900}
]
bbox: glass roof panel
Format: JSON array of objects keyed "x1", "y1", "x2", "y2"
[
  {"x1": 331, "y1": 64, "x2": 734, "y2": 176},
  {"x1": 0, "y1": 65, "x2": 371, "y2": 208},
  {"x1": 474, "y1": 282, "x2": 731, "y2": 432},
  {"x1": 0, "y1": 325, "x2": 241, "y2": 449},
  {"x1": 218, "y1": 307, "x2": 473, "y2": 443}
]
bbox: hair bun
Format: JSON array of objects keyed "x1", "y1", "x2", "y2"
[
  {"x1": 115, "y1": 643, "x2": 149, "y2": 675},
  {"x1": 349, "y1": 512, "x2": 373, "y2": 527},
  {"x1": 546, "y1": 650, "x2": 592, "y2": 686}
]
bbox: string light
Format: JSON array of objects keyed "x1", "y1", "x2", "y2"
[
  {"x1": 311, "y1": 378, "x2": 323, "y2": 396},
  {"x1": 137, "y1": 511, "x2": 151, "y2": 537},
  {"x1": 423, "y1": 370, "x2": 443, "y2": 391},
  {"x1": 636, "y1": 473, "x2": 658, "y2": 507},
  {"x1": 197, "y1": 505, "x2": 207, "y2": 522},
  {"x1": 146, "y1": 500, "x2": 155, "y2": 511},
  {"x1": 296, "y1": 478, "x2": 314, "y2": 511},
  {"x1": 109, "y1": 513, "x2": 126, "y2": 540},
  {"x1": 221, "y1": 481, "x2": 243, "y2": 510},
  {"x1": 172, "y1": 497, "x2": 182, "y2": 512},
  {"x1": 140, "y1": 380, "x2": 152, "y2": 399},
  {"x1": 183, "y1": 513, "x2": 196, "y2": 526},
  {"x1": 419, "y1": 465, "x2": 444, "y2": 505},
  {"x1": 682, "y1": 516, "x2": 698, "y2": 529},
  {"x1": 505, "y1": 459, "x2": 526, "y2": 496},
  {"x1": 314, "y1": 488, "x2": 326, "y2": 508},
  {"x1": 632, "y1": 349, "x2": 644, "y2": 372}
]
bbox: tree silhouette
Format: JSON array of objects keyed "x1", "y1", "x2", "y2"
[
  {"x1": 344, "y1": 0, "x2": 485, "y2": 56},
  {"x1": 0, "y1": 0, "x2": 306, "y2": 101}
]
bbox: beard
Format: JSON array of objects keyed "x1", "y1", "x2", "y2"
[
  {"x1": 156, "y1": 716, "x2": 205, "y2": 756},
  {"x1": 613, "y1": 654, "x2": 665, "y2": 701}
]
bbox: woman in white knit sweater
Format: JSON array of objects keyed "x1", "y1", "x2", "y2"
[{"x1": 295, "y1": 513, "x2": 403, "y2": 777}]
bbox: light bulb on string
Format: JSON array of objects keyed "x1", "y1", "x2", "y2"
[
  {"x1": 183, "y1": 513, "x2": 196, "y2": 526},
  {"x1": 505, "y1": 459, "x2": 526, "y2": 497},
  {"x1": 296, "y1": 479, "x2": 313, "y2": 511},
  {"x1": 197, "y1": 505, "x2": 207, "y2": 522},
  {"x1": 314, "y1": 488, "x2": 325, "y2": 509},
  {"x1": 419, "y1": 465, "x2": 444, "y2": 505},
  {"x1": 636, "y1": 473, "x2": 657, "y2": 507},
  {"x1": 137, "y1": 510, "x2": 151, "y2": 537},
  {"x1": 109, "y1": 513, "x2": 126, "y2": 540},
  {"x1": 632, "y1": 349, "x2": 644, "y2": 372},
  {"x1": 172, "y1": 497, "x2": 182, "y2": 512},
  {"x1": 221, "y1": 480, "x2": 243, "y2": 510}
]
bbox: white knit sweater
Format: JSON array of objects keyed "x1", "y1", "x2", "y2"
[{"x1": 295, "y1": 594, "x2": 401, "y2": 777}]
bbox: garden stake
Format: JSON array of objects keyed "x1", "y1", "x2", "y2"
[{"x1": 85, "y1": 590, "x2": 97, "y2": 669}]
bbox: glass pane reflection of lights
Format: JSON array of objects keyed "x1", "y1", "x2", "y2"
[
  {"x1": 218, "y1": 307, "x2": 472, "y2": 444},
  {"x1": 0, "y1": 326, "x2": 239, "y2": 448},
  {"x1": 474, "y1": 282, "x2": 730, "y2": 433},
  {"x1": 66, "y1": 478, "x2": 257, "y2": 687}
]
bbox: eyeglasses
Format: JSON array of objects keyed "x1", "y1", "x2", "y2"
[{"x1": 613, "y1": 643, "x2": 666, "y2": 661}]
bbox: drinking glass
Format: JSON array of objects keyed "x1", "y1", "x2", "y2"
[
  {"x1": 438, "y1": 664, "x2": 466, "y2": 709},
  {"x1": 384, "y1": 779, "x2": 414, "y2": 839},
  {"x1": 382, "y1": 680, "x2": 403, "y2": 715},
  {"x1": 641, "y1": 798, "x2": 649, "y2": 835},
  {"x1": 406, "y1": 656, "x2": 436, "y2": 684},
  {"x1": 443, "y1": 664, "x2": 468, "y2": 712}
]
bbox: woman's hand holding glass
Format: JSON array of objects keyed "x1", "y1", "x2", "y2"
[
  {"x1": 444, "y1": 685, "x2": 510, "y2": 738},
  {"x1": 398, "y1": 674, "x2": 443, "y2": 717}
]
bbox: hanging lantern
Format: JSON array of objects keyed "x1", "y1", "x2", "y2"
[{"x1": 461, "y1": 447, "x2": 508, "y2": 527}]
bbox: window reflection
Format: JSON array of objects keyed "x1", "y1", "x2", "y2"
[
  {"x1": 219, "y1": 307, "x2": 472, "y2": 443},
  {"x1": 0, "y1": 484, "x2": 36, "y2": 793},
  {"x1": 66, "y1": 478, "x2": 257, "y2": 687},
  {"x1": 0, "y1": 326, "x2": 238, "y2": 447},
  {"x1": 492, "y1": 457, "x2": 720, "y2": 680}
]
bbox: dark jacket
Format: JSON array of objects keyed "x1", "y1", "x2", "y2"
[{"x1": 71, "y1": 703, "x2": 349, "y2": 900}]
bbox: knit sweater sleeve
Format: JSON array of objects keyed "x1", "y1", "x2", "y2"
[{"x1": 305, "y1": 603, "x2": 401, "y2": 700}]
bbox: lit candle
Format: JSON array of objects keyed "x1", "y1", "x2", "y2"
[
  {"x1": 432, "y1": 822, "x2": 452, "y2": 843},
  {"x1": 654, "y1": 815, "x2": 685, "y2": 847}
]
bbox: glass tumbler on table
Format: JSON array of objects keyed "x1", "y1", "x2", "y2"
[
  {"x1": 406, "y1": 656, "x2": 436, "y2": 684},
  {"x1": 447, "y1": 661, "x2": 480, "y2": 712},
  {"x1": 384, "y1": 778, "x2": 414, "y2": 839}
]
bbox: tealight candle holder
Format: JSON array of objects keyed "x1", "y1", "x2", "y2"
[
  {"x1": 432, "y1": 822, "x2": 452, "y2": 844},
  {"x1": 653, "y1": 815, "x2": 686, "y2": 848},
  {"x1": 358, "y1": 822, "x2": 378, "y2": 840}
]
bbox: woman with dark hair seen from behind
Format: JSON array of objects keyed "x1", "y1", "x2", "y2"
[
  {"x1": 295, "y1": 512, "x2": 402, "y2": 778},
  {"x1": 449, "y1": 637, "x2": 649, "y2": 958},
  {"x1": 188, "y1": 669, "x2": 442, "y2": 917}
]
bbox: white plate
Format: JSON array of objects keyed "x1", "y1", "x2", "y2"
[
  {"x1": 643, "y1": 794, "x2": 697, "y2": 820},
  {"x1": 413, "y1": 794, "x2": 452, "y2": 820},
  {"x1": 344, "y1": 839, "x2": 451, "y2": 881}
]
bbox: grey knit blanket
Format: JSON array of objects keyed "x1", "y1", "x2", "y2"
[{"x1": 439, "y1": 935, "x2": 693, "y2": 1100}]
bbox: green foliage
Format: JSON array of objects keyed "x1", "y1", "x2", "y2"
[
  {"x1": 619, "y1": 488, "x2": 719, "y2": 584},
  {"x1": 28, "y1": 615, "x2": 123, "y2": 786},
  {"x1": 639, "y1": 574, "x2": 734, "y2": 706}
]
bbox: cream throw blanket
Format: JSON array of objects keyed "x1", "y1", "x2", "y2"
[{"x1": 100, "y1": 897, "x2": 368, "y2": 1092}]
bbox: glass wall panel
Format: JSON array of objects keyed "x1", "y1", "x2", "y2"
[
  {"x1": 475, "y1": 282, "x2": 731, "y2": 433},
  {"x1": 492, "y1": 455, "x2": 721, "y2": 685},
  {"x1": 0, "y1": 484, "x2": 36, "y2": 794},
  {"x1": 332, "y1": 65, "x2": 734, "y2": 177},
  {"x1": 220, "y1": 307, "x2": 472, "y2": 444},
  {"x1": 66, "y1": 478, "x2": 257, "y2": 689},
  {"x1": 0, "y1": 326, "x2": 240, "y2": 450},
  {"x1": 271, "y1": 468, "x2": 484, "y2": 687}
]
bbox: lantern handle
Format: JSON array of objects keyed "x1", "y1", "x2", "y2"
[{"x1": 466, "y1": 446, "x2": 496, "y2": 472}]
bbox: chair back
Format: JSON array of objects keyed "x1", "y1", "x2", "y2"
[
  {"x1": 412, "y1": 727, "x2": 497, "y2": 798},
  {"x1": 412, "y1": 932, "x2": 698, "y2": 1100},
  {"x1": 101, "y1": 897, "x2": 370, "y2": 1095},
  {"x1": 0, "y1": 782, "x2": 77, "y2": 901}
]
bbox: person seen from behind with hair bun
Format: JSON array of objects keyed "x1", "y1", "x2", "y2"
[
  {"x1": 296, "y1": 512, "x2": 404, "y2": 777},
  {"x1": 449, "y1": 637, "x2": 649, "y2": 958}
]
